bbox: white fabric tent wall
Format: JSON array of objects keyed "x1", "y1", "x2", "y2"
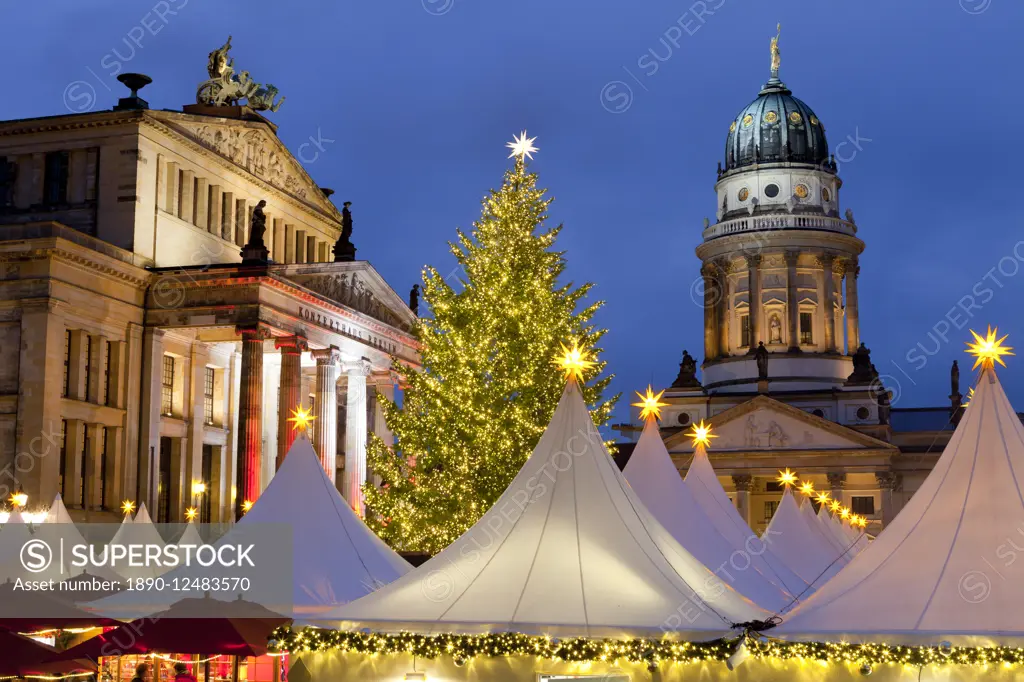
[
  {"x1": 320, "y1": 380, "x2": 768, "y2": 638},
  {"x1": 623, "y1": 418, "x2": 803, "y2": 613},
  {"x1": 799, "y1": 498, "x2": 850, "y2": 562},
  {"x1": 682, "y1": 441, "x2": 812, "y2": 601},
  {"x1": 817, "y1": 506, "x2": 861, "y2": 557},
  {"x1": 761, "y1": 490, "x2": 845, "y2": 587},
  {"x1": 778, "y1": 366, "x2": 1024, "y2": 645},
  {"x1": 0, "y1": 512, "x2": 34, "y2": 580}
]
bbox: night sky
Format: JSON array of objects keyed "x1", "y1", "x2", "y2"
[{"x1": 6, "y1": 0, "x2": 1023, "y2": 422}]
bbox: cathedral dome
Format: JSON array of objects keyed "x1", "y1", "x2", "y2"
[{"x1": 723, "y1": 77, "x2": 830, "y2": 173}]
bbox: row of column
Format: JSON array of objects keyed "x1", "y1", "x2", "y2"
[
  {"x1": 728, "y1": 470, "x2": 900, "y2": 528},
  {"x1": 700, "y1": 252, "x2": 861, "y2": 359}
]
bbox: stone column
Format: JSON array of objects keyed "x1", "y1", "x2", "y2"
[
  {"x1": 223, "y1": 350, "x2": 241, "y2": 521},
  {"x1": 701, "y1": 263, "x2": 718, "y2": 360},
  {"x1": 821, "y1": 253, "x2": 837, "y2": 352},
  {"x1": 138, "y1": 328, "x2": 165, "y2": 508},
  {"x1": 732, "y1": 474, "x2": 753, "y2": 528},
  {"x1": 845, "y1": 259, "x2": 861, "y2": 354},
  {"x1": 275, "y1": 336, "x2": 308, "y2": 469},
  {"x1": 15, "y1": 299, "x2": 66, "y2": 503},
  {"x1": 785, "y1": 250, "x2": 801, "y2": 352},
  {"x1": 186, "y1": 342, "x2": 210, "y2": 516},
  {"x1": 261, "y1": 352, "x2": 281, "y2": 490},
  {"x1": 235, "y1": 324, "x2": 270, "y2": 520},
  {"x1": 827, "y1": 472, "x2": 846, "y2": 507},
  {"x1": 715, "y1": 263, "x2": 730, "y2": 357},
  {"x1": 312, "y1": 347, "x2": 341, "y2": 479},
  {"x1": 875, "y1": 471, "x2": 899, "y2": 527},
  {"x1": 105, "y1": 426, "x2": 124, "y2": 510},
  {"x1": 63, "y1": 420, "x2": 85, "y2": 508},
  {"x1": 745, "y1": 255, "x2": 761, "y2": 351},
  {"x1": 83, "y1": 423, "x2": 105, "y2": 514},
  {"x1": 343, "y1": 360, "x2": 371, "y2": 515}
]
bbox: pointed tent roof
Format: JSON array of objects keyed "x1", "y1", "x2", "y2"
[
  {"x1": 176, "y1": 522, "x2": 203, "y2": 548},
  {"x1": 762, "y1": 489, "x2": 845, "y2": 587},
  {"x1": 109, "y1": 503, "x2": 168, "y2": 581},
  {"x1": 0, "y1": 512, "x2": 33, "y2": 580},
  {"x1": 817, "y1": 505, "x2": 861, "y2": 557},
  {"x1": 91, "y1": 437, "x2": 410, "y2": 619},
  {"x1": 682, "y1": 440, "x2": 811, "y2": 600},
  {"x1": 318, "y1": 381, "x2": 768, "y2": 638},
  {"x1": 799, "y1": 497, "x2": 850, "y2": 560},
  {"x1": 624, "y1": 418, "x2": 801, "y2": 612},
  {"x1": 779, "y1": 366, "x2": 1024, "y2": 644}
]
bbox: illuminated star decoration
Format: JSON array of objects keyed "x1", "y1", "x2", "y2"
[
  {"x1": 185, "y1": 507, "x2": 198, "y2": 522},
  {"x1": 777, "y1": 469, "x2": 798, "y2": 487},
  {"x1": 815, "y1": 491, "x2": 831, "y2": 506},
  {"x1": 965, "y1": 326, "x2": 1013, "y2": 370},
  {"x1": 554, "y1": 342, "x2": 595, "y2": 383},
  {"x1": 798, "y1": 481, "x2": 815, "y2": 497},
  {"x1": 287, "y1": 405, "x2": 316, "y2": 432},
  {"x1": 9, "y1": 490, "x2": 27, "y2": 508},
  {"x1": 506, "y1": 130, "x2": 539, "y2": 160},
  {"x1": 688, "y1": 420, "x2": 717, "y2": 449},
  {"x1": 121, "y1": 500, "x2": 136, "y2": 517},
  {"x1": 839, "y1": 507, "x2": 851, "y2": 520},
  {"x1": 963, "y1": 387, "x2": 976, "y2": 408},
  {"x1": 242, "y1": 500, "x2": 254, "y2": 513},
  {"x1": 829, "y1": 499, "x2": 842, "y2": 513},
  {"x1": 632, "y1": 386, "x2": 668, "y2": 422}
]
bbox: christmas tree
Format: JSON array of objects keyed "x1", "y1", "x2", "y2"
[{"x1": 364, "y1": 132, "x2": 617, "y2": 553}]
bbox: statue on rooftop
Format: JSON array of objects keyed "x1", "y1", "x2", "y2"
[{"x1": 197, "y1": 37, "x2": 284, "y2": 112}]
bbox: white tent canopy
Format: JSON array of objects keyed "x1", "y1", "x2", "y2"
[
  {"x1": 761, "y1": 489, "x2": 846, "y2": 587},
  {"x1": 817, "y1": 505, "x2": 860, "y2": 557},
  {"x1": 779, "y1": 366, "x2": 1024, "y2": 645},
  {"x1": 111, "y1": 503, "x2": 168, "y2": 581},
  {"x1": 682, "y1": 439, "x2": 811, "y2": 601},
  {"x1": 0, "y1": 511, "x2": 33, "y2": 580},
  {"x1": 623, "y1": 417, "x2": 802, "y2": 613},
  {"x1": 319, "y1": 380, "x2": 768, "y2": 638},
  {"x1": 799, "y1": 497, "x2": 850, "y2": 560},
  {"x1": 92, "y1": 436, "x2": 410, "y2": 618}
]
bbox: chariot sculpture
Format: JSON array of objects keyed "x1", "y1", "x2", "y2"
[{"x1": 196, "y1": 36, "x2": 285, "y2": 113}]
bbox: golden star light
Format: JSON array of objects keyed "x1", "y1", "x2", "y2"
[
  {"x1": 554, "y1": 342, "x2": 594, "y2": 383},
  {"x1": 829, "y1": 499, "x2": 842, "y2": 513},
  {"x1": 688, "y1": 419, "x2": 717, "y2": 448},
  {"x1": 798, "y1": 481, "x2": 815, "y2": 496},
  {"x1": 185, "y1": 507, "x2": 198, "y2": 522},
  {"x1": 815, "y1": 491, "x2": 831, "y2": 506},
  {"x1": 506, "y1": 130, "x2": 538, "y2": 160},
  {"x1": 242, "y1": 499, "x2": 254, "y2": 513},
  {"x1": 632, "y1": 386, "x2": 668, "y2": 422},
  {"x1": 121, "y1": 499, "x2": 136, "y2": 516},
  {"x1": 966, "y1": 326, "x2": 1013, "y2": 370},
  {"x1": 777, "y1": 469, "x2": 797, "y2": 487},
  {"x1": 9, "y1": 490, "x2": 27, "y2": 508},
  {"x1": 963, "y1": 387, "x2": 975, "y2": 408},
  {"x1": 839, "y1": 507, "x2": 851, "y2": 520},
  {"x1": 287, "y1": 405, "x2": 316, "y2": 432}
]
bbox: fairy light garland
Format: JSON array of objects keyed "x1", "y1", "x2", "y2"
[
  {"x1": 149, "y1": 654, "x2": 224, "y2": 664},
  {"x1": 268, "y1": 627, "x2": 1024, "y2": 669}
]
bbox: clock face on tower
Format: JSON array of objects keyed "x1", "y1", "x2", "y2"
[
  {"x1": 822, "y1": 187, "x2": 831, "y2": 202},
  {"x1": 794, "y1": 184, "x2": 809, "y2": 199},
  {"x1": 738, "y1": 188, "x2": 750, "y2": 202}
]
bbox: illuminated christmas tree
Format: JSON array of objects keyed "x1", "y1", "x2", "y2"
[{"x1": 364, "y1": 132, "x2": 616, "y2": 553}]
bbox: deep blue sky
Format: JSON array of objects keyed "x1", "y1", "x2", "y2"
[{"x1": 5, "y1": 0, "x2": 1023, "y2": 422}]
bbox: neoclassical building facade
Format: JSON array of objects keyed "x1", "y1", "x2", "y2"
[
  {"x1": 0, "y1": 72, "x2": 418, "y2": 523},
  {"x1": 620, "y1": 45, "x2": 960, "y2": 536}
]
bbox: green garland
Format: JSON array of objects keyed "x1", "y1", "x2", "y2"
[{"x1": 269, "y1": 626, "x2": 1024, "y2": 668}]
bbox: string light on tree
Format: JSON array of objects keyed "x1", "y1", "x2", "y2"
[
  {"x1": 966, "y1": 326, "x2": 1013, "y2": 370},
  {"x1": 362, "y1": 132, "x2": 615, "y2": 554},
  {"x1": 687, "y1": 420, "x2": 717, "y2": 448},
  {"x1": 776, "y1": 469, "x2": 797, "y2": 487}
]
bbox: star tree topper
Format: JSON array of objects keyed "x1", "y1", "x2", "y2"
[
  {"x1": 507, "y1": 130, "x2": 538, "y2": 160},
  {"x1": 687, "y1": 419, "x2": 717, "y2": 448},
  {"x1": 554, "y1": 341, "x2": 594, "y2": 383},
  {"x1": 632, "y1": 386, "x2": 668, "y2": 422},
  {"x1": 966, "y1": 326, "x2": 1013, "y2": 370}
]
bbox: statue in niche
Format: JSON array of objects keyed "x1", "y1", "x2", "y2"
[{"x1": 769, "y1": 314, "x2": 782, "y2": 344}]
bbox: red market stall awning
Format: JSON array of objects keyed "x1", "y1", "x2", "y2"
[
  {"x1": 0, "y1": 627, "x2": 96, "y2": 678},
  {"x1": 0, "y1": 579, "x2": 122, "y2": 632}
]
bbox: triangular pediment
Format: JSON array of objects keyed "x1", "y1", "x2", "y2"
[
  {"x1": 665, "y1": 395, "x2": 895, "y2": 452},
  {"x1": 149, "y1": 111, "x2": 342, "y2": 220},
  {"x1": 275, "y1": 261, "x2": 417, "y2": 333}
]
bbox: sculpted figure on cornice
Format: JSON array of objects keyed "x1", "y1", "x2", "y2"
[
  {"x1": 292, "y1": 272, "x2": 409, "y2": 332},
  {"x1": 190, "y1": 124, "x2": 308, "y2": 200}
]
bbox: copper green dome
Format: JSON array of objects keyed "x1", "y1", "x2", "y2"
[{"x1": 723, "y1": 77, "x2": 831, "y2": 173}]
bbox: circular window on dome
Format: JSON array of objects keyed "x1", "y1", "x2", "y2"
[
  {"x1": 810, "y1": 115, "x2": 819, "y2": 126},
  {"x1": 738, "y1": 187, "x2": 750, "y2": 202},
  {"x1": 678, "y1": 413, "x2": 691, "y2": 426},
  {"x1": 856, "y1": 406, "x2": 870, "y2": 420},
  {"x1": 794, "y1": 184, "x2": 809, "y2": 199},
  {"x1": 742, "y1": 114, "x2": 754, "y2": 127},
  {"x1": 764, "y1": 183, "x2": 780, "y2": 199},
  {"x1": 764, "y1": 111, "x2": 779, "y2": 124},
  {"x1": 821, "y1": 187, "x2": 832, "y2": 202},
  {"x1": 812, "y1": 409, "x2": 825, "y2": 418},
  {"x1": 729, "y1": 121, "x2": 736, "y2": 132},
  {"x1": 789, "y1": 111, "x2": 803, "y2": 125}
]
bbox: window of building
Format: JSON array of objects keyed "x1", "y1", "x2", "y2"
[
  {"x1": 200, "y1": 444, "x2": 214, "y2": 524},
  {"x1": 765, "y1": 481, "x2": 783, "y2": 492},
  {"x1": 161, "y1": 355, "x2": 175, "y2": 416},
  {"x1": 799, "y1": 312, "x2": 814, "y2": 344},
  {"x1": 105, "y1": 342, "x2": 115, "y2": 406},
  {"x1": 204, "y1": 367, "x2": 215, "y2": 425},
  {"x1": 59, "y1": 420, "x2": 67, "y2": 500},
  {"x1": 100, "y1": 427, "x2": 108, "y2": 509},
  {"x1": 63, "y1": 330, "x2": 71, "y2": 398},
  {"x1": 80, "y1": 427, "x2": 89, "y2": 509},
  {"x1": 740, "y1": 314, "x2": 751, "y2": 348},
  {"x1": 851, "y1": 496, "x2": 875, "y2": 515},
  {"x1": 84, "y1": 336, "x2": 92, "y2": 401},
  {"x1": 158, "y1": 437, "x2": 172, "y2": 523},
  {"x1": 0, "y1": 156, "x2": 15, "y2": 208},
  {"x1": 764, "y1": 500, "x2": 780, "y2": 522},
  {"x1": 43, "y1": 151, "x2": 70, "y2": 205}
]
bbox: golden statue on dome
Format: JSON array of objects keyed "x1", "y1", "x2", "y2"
[{"x1": 770, "y1": 23, "x2": 782, "y2": 78}]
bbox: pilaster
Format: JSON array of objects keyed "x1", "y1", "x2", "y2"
[
  {"x1": 745, "y1": 254, "x2": 762, "y2": 351},
  {"x1": 784, "y1": 250, "x2": 801, "y2": 352}
]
